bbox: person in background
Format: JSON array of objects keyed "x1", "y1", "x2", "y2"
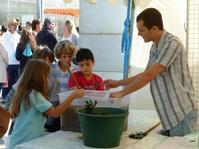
[
  {"x1": 0, "y1": 42, "x2": 8, "y2": 97},
  {"x1": 61, "y1": 20, "x2": 78, "y2": 47},
  {"x1": 15, "y1": 18, "x2": 22, "y2": 35},
  {"x1": 25, "y1": 21, "x2": 32, "y2": 31},
  {"x1": 76, "y1": 26, "x2": 79, "y2": 34},
  {"x1": 68, "y1": 48, "x2": 104, "y2": 90},
  {"x1": 1, "y1": 18, "x2": 20, "y2": 100},
  {"x1": 31, "y1": 19, "x2": 41, "y2": 37},
  {"x1": 104, "y1": 8, "x2": 197, "y2": 137},
  {"x1": 61, "y1": 20, "x2": 79, "y2": 65},
  {"x1": 36, "y1": 18, "x2": 57, "y2": 52},
  {"x1": 16, "y1": 29, "x2": 37, "y2": 74},
  {"x1": 8, "y1": 60, "x2": 84, "y2": 149},
  {"x1": 17, "y1": 23, "x2": 23, "y2": 35},
  {"x1": 0, "y1": 25, "x2": 7, "y2": 37},
  {"x1": 50, "y1": 18, "x2": 57, "y2": 37}
]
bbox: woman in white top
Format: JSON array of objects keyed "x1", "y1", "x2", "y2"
[
  {"x1": 0, "y1": 42, "x2": 8, "y2": 93},
  {"x1": 61, "y1": 20, "x2": 78, "y2": 46}
]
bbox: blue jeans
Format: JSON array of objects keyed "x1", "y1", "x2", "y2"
[{"x1": 162, "y1": 110, "x2": 198, "y2": 136}]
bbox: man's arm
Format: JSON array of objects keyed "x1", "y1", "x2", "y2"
[
  {"x1": 110, "y1": 63, "x2": 165, "y2": 98},
  {"x1": 118, "y1": 73, "x2": 144, "y2": 86},
  {"x1": 104, "y1": 73, "x2": 143, "y2": 90}
]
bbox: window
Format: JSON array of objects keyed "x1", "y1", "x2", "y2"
[
  {"x1": 187, "y1": 0, "x2": 199, "y2": 99},
  {"x1": 0, "y1": 0, "x2": 38, "y2": 26}
]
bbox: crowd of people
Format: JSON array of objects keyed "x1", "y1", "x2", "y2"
[
  {"x1": 0, "y1": 17, "x2": 80, "y2": 100},
  {"x1": 0, "y1": 17, "x2": 105, "y2": 148}
]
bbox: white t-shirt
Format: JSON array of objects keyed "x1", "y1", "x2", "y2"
[
  {"x1": 1, "y1": 31, "x2": 20, "y2": 65},
  {"x1": 61, "y1": 34, "x2": 78, "y2": 46}
]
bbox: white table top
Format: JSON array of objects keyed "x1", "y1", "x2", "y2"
[
  {"x1": 15, "y1": 130, "x2": 198, "y2": 149},
  {"x1": 15, "y1": 130, "x2": 138, "y2": 149}
]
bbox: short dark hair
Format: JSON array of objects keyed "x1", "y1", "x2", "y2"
[
  {"x1": 0, "y1": 25, "x2": 7, "y2": 32},
  {"x1": 65, "y1": 20, "x2": 72, "y2": 26},
  {"x1": 76, "y1": 48, "x2": 94, "y2": 63},
  {"x1": 136, "y1": 8, "x2": 163, "y2": 30},
  {"x1": 34, "y1": 46, "x2": 55, "y2": 63},
  {"x1": 65, "y1": 20, "x2": 73, "y2": 32},
  {"x1": 26, "y1": 21, "x2": 31, "y2": 26},
  {"x1": 31, "y1": 19, "x2": 41, "y2": 30},
  {"x1": 43, "y1": 18, "x2": 52, "y2": 28}
]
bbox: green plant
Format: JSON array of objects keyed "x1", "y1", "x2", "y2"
[{"x1": 85, "y1": 100, "x2": 97, "y2": 114}]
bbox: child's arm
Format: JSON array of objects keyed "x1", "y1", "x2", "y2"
[{"x1": 45, "y1": 89, "x2": 84, "y2": 118}]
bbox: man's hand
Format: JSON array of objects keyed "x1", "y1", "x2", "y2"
[
  {"x1": 103, "y1": 79, "x2": 119, "y2": 90},
  {"x1": 110, "y1": 90, "x2": 125, "y2": 99}
]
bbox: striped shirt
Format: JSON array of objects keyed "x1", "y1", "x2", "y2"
[
  {"x1": 50, "y1": 63, "x2": 78, "y2": 94},
  {"x1": 147, "y1": 30, "x2": 197, "y2": 130}
]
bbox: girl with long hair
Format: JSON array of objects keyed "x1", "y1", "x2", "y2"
[{"x1": 9, "y1": 60, "x2": 84, "y2": 149}]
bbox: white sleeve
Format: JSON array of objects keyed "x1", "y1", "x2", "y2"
[{"x1": 0, "y1": 42, "x2": 8, "y2": 65}]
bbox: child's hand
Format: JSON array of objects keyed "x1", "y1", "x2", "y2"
[{"x1": 70, "y1": 89, "x2": 84, "y2": 99}]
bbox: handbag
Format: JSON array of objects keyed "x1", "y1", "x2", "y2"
[{"x1": 0, "y1": 106, "x2": 10, "y2": 138}]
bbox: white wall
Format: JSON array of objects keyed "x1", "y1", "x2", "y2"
[
  {"x1": 129, "y1": 0, "x2": 187, "y2": 110},
  {"x1": 79, "y1": 0, "x2": 126, "y2": 72}
]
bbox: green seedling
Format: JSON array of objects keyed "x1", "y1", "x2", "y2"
[{"x1": 85, "y1": 100, "x2": 97, "y2": 114}]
